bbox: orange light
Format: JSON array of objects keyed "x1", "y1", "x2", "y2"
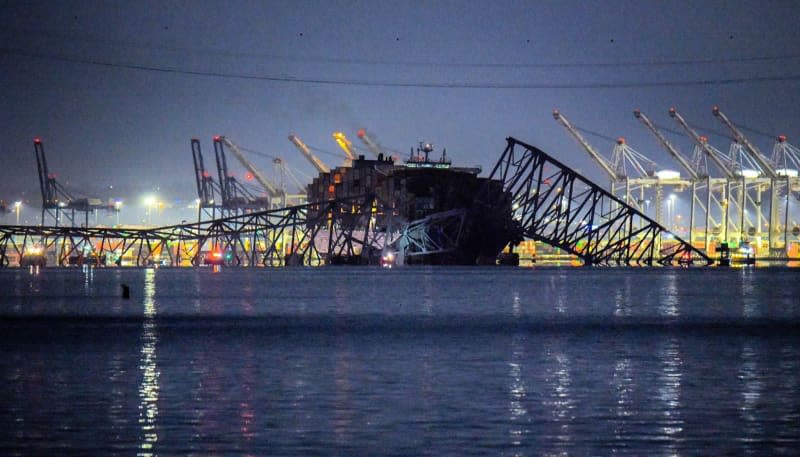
[{"x1": 328, "y1": 184, "x2": 335, "y2": 194}]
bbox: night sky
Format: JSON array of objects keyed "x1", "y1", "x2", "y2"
[{"x1": 2, "y1": 0, "x2": 799, "y2": 225}]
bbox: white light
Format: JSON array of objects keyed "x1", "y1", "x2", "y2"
[
  {"x1": 737, "y1": 169, "x2": 761, "y2": 178},
  {"x1": 777, "y1": 168, "x2": 799, "y2": 178},
  {"x1": 14, "y1": 201, "x2": 21, "y2": 208},
  {"x1": 656, "y1": 170, "x2": 681, "y2": 180}
]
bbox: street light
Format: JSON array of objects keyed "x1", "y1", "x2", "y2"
[
  {"x1": 13, "y1": 201, "x2": 21, "y2": 225},
  {"x1": 667, "y1": 194, "x2": 677, "y2": 231},
  {"x1": 144, "y1": 195, "x2": 157, "y2": 225}
]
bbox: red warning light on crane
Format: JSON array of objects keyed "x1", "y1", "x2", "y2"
[
  {"x1": 34, "y1": 138, "x2": 42, "y2": 144},
  {"x1": 245, "y1": 172, "x2": 254, "y2": 181},
  {"x1": 213, "y1": 135, "x2": 221, "y2": 141}
]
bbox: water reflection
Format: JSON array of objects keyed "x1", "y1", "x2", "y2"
[
  {"x1": 614, "y1": 276, "x2": 633, "y2": 317},
  {"x1": 613, "y1": 357, "x2": 634, "y2": 440},
  {"x1": 547, "y1": 273, "x2": 569, "y2": 314},
  {"x1": 738, "y1": 343, "x2": 764, "y2": 447},
  {"x1": 507, "y1": 334, "x2": 528, "y2": 452},
  {"x1": 239, "y1": 347, "x2": 257, "y2": 457},
  {"x1": 658, "y1": 273, "x2": 680, "y2": 317},
  {"x1": 740, "y1": 270, "x2": 759, "y2": 317},
  {"x1": 543, "y1": 344, "x2": 573, "y2": 453},
  {"x1": 511, "y1": 291, "x2": 521, "y2": 318},
  {"x1": 332, "y1": 338, "x2": 354, "y2": 445},
  {"x1": 657, "y1": 338, "x2": 684, "y2": 454},
  {"x1": 138, "y1": 268, "x2": 159, "y2": 457}
]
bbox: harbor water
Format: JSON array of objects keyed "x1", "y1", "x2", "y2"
[{"x1": 1, "y1": 266, "x2": 799, "y2": 455}]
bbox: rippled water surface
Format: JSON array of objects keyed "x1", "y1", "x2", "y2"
[{"x1": 1, "y1": 266, "x2": 799, "y2": 455}]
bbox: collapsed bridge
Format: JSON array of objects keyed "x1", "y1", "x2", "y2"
[{"x1": 0, "y1": 138, "x2": 710, "y2": 267}]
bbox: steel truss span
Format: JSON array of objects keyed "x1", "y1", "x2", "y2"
[
  {"x1": 486, "y1": 137, "x2": 711, "y2": 266},
  {"x1": 0, "y1": 195, "x2": 391, "y2": 268}
]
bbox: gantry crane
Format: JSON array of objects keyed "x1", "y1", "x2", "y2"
[
  {"x1": 289, "y1": 134, "x2": 330, "y2": 174},
  {"x1": 772, "y1": 135, "x2": 800, "y2": 178},
  {"x1": 634, "y1": 110, "x2": 700, "y2": 181},
  {"x1": 771, "y1": 135, "x2": 800, "y2": 249},
  {"x1": 220, "y1": 136, "x2": 284, "y2": 200},
  {"x1": 670, "y1": 107, "x2": 768, "y2": 250},
  {"x1": 34, "y1": 138, "x2": 110, "y2": 227},
  {"x1": 552, "y1": 109, "x2": 669, "y2": 224},
  {"x1": 332, "y1": 132, "x2": 356, "y2": 166},
  {"x1": 212, "y1": 136, "x2": 272, "y2": 215},
  {"x1": 552, "y1": 110, "x2": 619, "y2": 182},
  {"x1": 634, "y1": 109, "x2": 707, "y2": 247},
  {"x1": 190, "y1": 139, "x2": 221, "y2": 221},
  {"x1": 712, "y1": 107, "x2": 779, "y2": 179},
  {"x1": 712, "y1": 106, "x2": 784, "y2": 253}
]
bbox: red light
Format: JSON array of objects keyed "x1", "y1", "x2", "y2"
[
  {"x1": 245, "y1": 172, "x2": 254, "y2": 181},
  {"x1": 616, "y1": 137, "x2": 626, "y2": 144},
  {"x1": 34, "y1": 138, "x2": 41, "y2": 144},
  {"x1": 699, "y1": 136, "x2": 708, "y2": 143},
  {"x1": 778, "y1": 135, "x2": 788, "y2": 142},
  {"x1": 213, "y1": 135, "x2": 221, "y2": 141},
  {"x1": 357, "y1": 128, "x2": 365, "y2": 138},
  {"x1": 202, "y1": 171, "x2": 210, "y2": 178}
]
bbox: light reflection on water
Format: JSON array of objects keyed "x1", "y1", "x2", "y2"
[
  {"x1": 0, "y1": 267, "x2": 799, "y2": 455},
  {"x1": 138, "y1": 268, "x2": 159, "y2": 457}
]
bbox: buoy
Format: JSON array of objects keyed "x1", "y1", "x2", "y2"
[{"x1": 121, "y1": 284, "x2": 130, "y2": 299}]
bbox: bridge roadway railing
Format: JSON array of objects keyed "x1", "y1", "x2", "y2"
[
  {"x1": 482, "y1": 137, "x2": 712, "y2": 266},
  {"x1": 0, "y1": 194, "x2": 393, "y2": 268}
]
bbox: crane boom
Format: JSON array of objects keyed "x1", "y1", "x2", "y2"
[
  {"x1": 220, "y1": 136, "x2": 283, "y2": 198},
  {"x1": 288, "y1": 134, "x2": 330, "y2": 174},
  {"x1": 552, "y1": 109, "x2": 619, "y2": 181},
  {"x1": 332, "y1": 132, "x2": 356, "y2": 164},
  {"x1": 191, "y1": 139, "x2": 218, "y2": 204},
  {"x1": 712, "y1": 106, "x2": 779, "y2": 179},
  {"x1": 669, "y1": 108, "x2": 737, "y2": 180},
  {"x1": 634, "y1": 109, "x2": 699, "y2": 180},
  {"x1": 356, "y1": 128, "x2": 382, "y2": 158}
]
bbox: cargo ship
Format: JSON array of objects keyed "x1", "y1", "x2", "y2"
[{"x1": 307, "y1": 142, "x2": 520, "y2": 265}]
